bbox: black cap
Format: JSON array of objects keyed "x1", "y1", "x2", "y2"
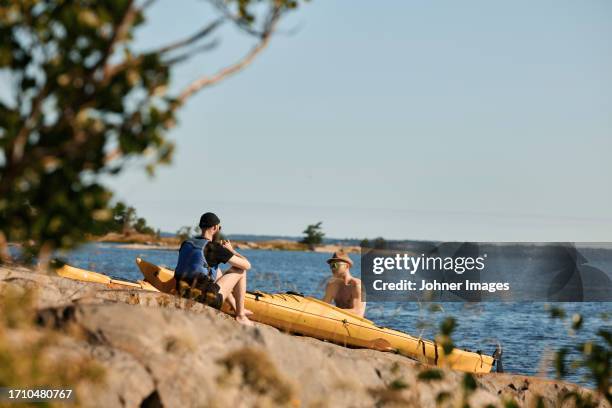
[{"x1": 199, "y1": 212, "x2": 220, "y2": 229}]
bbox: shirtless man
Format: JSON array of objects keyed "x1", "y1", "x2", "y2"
[{"x1": 323, "y1": 250, "x2": 366, "y2": 317}]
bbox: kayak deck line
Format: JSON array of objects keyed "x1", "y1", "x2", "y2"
[
  {"x1": 249, "y1": 289, "x2": 482, "y2": 357},
  {"x1": 251, "y1": 294, "x2": 488, "y2": 369}
]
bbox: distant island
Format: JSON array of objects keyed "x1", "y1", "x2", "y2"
[{"x1": 91, "y1": 232, "x2": 361, "y2": 254}]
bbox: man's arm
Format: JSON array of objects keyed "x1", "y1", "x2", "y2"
[
  {"x1": 349, "y1": 280, "x2": 366, "y2": 317},
  {"x1": 222, "y1": 240, "x2": 251, "y2": 270},
  {"x1": 323, "y1": 279, "x2": 338, "y2": 304}
]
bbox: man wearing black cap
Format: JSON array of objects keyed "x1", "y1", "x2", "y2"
[{"x1": 175, "y1": 212, "x2": 253, "y2": 326}]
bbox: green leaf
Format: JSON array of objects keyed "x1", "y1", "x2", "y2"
[
  {"x1": 571, "y1": 314, "x2": 583, "y2": 331},
  {"x1": 417, "y1": 369, "x2": 443, "y2": 381},
  {"x1": 554, "y1": 348, "x2": 568, "y2": 379},
  {"x1": 462, "y1": 373, "x2": 477, "y2": 392},
  {"x1": 549, "y1": 306, "x2": 566, "y2": 319},
  {"x1": 440, "y1": 317, "x2": 456, "y2": 336},
  {"x1": 389, "y1": 378, "x2": 408, "y2": 390}
]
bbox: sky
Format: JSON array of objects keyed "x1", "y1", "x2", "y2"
[{"x1": 108, "y1": 0, "x2": 612, "y2": 241}]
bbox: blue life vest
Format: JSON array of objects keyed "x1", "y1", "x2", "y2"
[{"x1": 174, "y1": 237, "x2": 217, "y2": 281}]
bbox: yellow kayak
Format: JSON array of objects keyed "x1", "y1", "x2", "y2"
[
  {"x1": 56, "y1": 263, "x2": 159, "y2": 292},
  {"x1": 136, "y1": 257, "x2": 495, "y2": 373}
]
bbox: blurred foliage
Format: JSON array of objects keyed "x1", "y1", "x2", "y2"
[
  {"x1": 502, "y1": 400, "x2": 520, "y2": 408},
  {"x1": 549, "y1": 307, "x2": 611, "y2": 405},
  {"x1": 461, "y1": 372, "x2": 477, "y2": 393},
  {"x1": 388, "y1": 378, "x2": 409, "y2": 390},
  {"x1": 435, "y1": 391, "x2": 451, "y2": 405},
  {"x1": 429, "y1": 316, "x2": 486, "y2": 407},
  {"x1": 436, "y1": 316, "x2": 456, "y2": 356},
  {"x1": 300, "y1": 221, "x2": 324, "y2": 245},
  {"x1": 416, "y1": 368, "x2": 443, "y2": 381},
  {"x1": 388, "y1": 308, "x2": 609, "y2": 408},
  {"x1": 0, "y1": 0, "x2": 303, "y2": 262},
  {"x1": 367, "y1": 382, "x2": 410, "y2": 407},
  {"x1": 0, "y1": 286, "x2": 105, "y2": 405},
  {"x1": 548, "y1": 305, "x2": 567, "y2": 319},
  {"x1": 217, "y1": 347, "x2": 297, "y2": 406}
]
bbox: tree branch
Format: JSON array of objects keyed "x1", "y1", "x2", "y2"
[
  {"x1": 164, "y1": 40, "x2": 219, "y2": 65},
  {"x1": 176, "y1": 9, "x2": 281, "y2": 106},
  {"x1": 103, "y1": 17, "x2": 222, "y2": 84},
  {"x1": 154, "y1": 18, "x2": 223, "y2": 54},
  {"x1": 0, "y1": 231, "x2": 12, "y2": 264},
  {"x1": 210, "y1": 0, "x2": 270, "y2": 37},
  {"x1": 101, "y1": 0, "x2": 142, "y2": 78},
  {"x1": 10, "y1": 85, "x2": 49, "y2": 163}
]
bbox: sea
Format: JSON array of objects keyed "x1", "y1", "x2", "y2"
[{"x1": 55, "y1": 241, "x2": 612, "y2": 388}]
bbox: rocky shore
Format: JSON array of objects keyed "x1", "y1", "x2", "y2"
[
  {"x1": 0, "y1": 265, "x2": 608, "y2": 408},
  {"x1": 93, "y1": 233, "x2": 360, "y2": 253}
]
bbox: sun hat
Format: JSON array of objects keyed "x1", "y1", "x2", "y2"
[{"x1": 326, "y1": 249, "x2": 353, "y2": 267}]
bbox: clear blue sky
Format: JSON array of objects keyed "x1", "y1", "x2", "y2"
[{"x1": 109, "y1": 0, "x2": 612, "y2": 241}]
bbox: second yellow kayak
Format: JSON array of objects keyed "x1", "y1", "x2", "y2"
[
  {"x1": 56, "y1": 263, "x2": 159, "y2": 292},
  {"x1": 136, "y1": 257, "x2": 495, "y2": 373}
]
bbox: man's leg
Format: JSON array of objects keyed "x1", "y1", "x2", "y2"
[
  {"x1": 218, "y1": 272, "x2": 252, "y2": 316},
  {"x1": 231, "y1": 269, "x2": 248, "y2": 314},
  {"x1": 216, "y1": 267, "x2": 253, "y2": 326}
]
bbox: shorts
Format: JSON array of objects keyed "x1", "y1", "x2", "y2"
[{"x1": 176, "y1": 274, "x2": 224, "y2": 309}]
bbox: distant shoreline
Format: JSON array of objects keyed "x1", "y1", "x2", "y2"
[{"x1": 89, "y1": 232, "x2": 360, "y2": 254}]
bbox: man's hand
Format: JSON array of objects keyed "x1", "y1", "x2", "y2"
[
  {"x1": 222, "y1": 239, "x2": 235, "y2": 253},
  {"x1": 323, "y1": 279, "x2": 339, "y2": 304},
  {"x1": 224, "y1": 240, "x2": 251, "y2": 269}
]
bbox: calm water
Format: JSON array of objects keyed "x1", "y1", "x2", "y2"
[{"x1": 62, "y1": 243, "x2": 610, "y2": 387}]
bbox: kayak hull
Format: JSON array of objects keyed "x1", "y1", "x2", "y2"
[
  {"x1": 56, "y1": 264, "x2": 159, "y2": 292},
  {"x1": 136, "y1": 258, "x2": 494, "y2": 373}
]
